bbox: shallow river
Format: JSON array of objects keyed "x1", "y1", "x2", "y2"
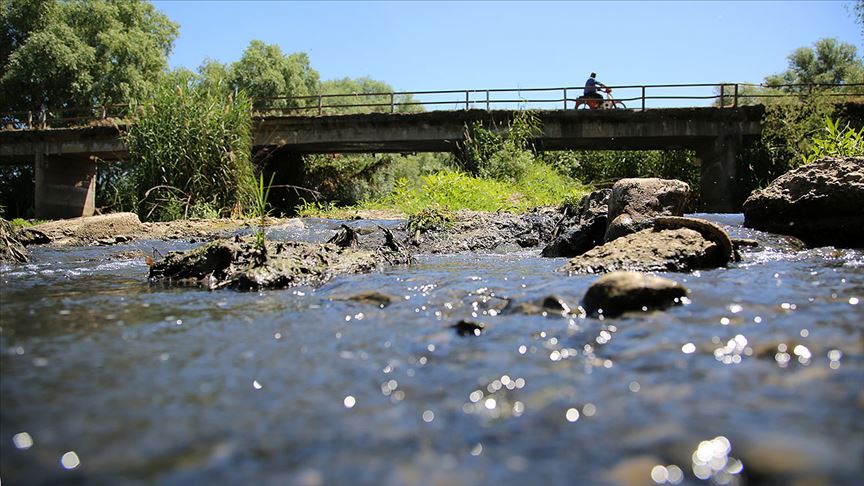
[{"x1": 1, "y1": 214, "x2": 862, "y2": 485}]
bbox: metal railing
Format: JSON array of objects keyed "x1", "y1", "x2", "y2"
[{"x1": 2, "y1": 83, "x2": 863, "y2": 130}]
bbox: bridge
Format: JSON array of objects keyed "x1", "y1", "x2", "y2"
[{"x1": 0, "y1": 82, "x2": 858, "y2": 218}]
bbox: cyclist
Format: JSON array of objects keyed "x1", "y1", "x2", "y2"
[{"x1": 583, "y1": 72, "x2": 608, "y2": 101}]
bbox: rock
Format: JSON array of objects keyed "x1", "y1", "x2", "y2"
[
  {"x1": 560, "y1": 227, "x2": 722, "y2": 274},
  {"x1": 31, "y1": 212, "x2": 143, "y2": 246},
  {"x1": 504, "y1": 295, "x2": 575, "y2": 316},
  {"x1": 542, "y1": 189, "x2": 610, "y2": 257},
  {"x1": 346, "y1": 291, "x2": 395, "y2": 308},
  {"x1": 0, "y1": 218, "x2": 28, "y2": 263},
  {"x1": 653, "y1": 216, "x2": 733, "y2": 264},
  {"x1": 742, "y1": 156, "x2": 864, "y2": 248},
  {"x1": 327, "y1": 224, "x2": 359, "y2": 249},
  {"x1": 150, "y1": 230, "x2": 413, "y2": 291},
  {"x1": 605, "y1": 178, "x2": 690, "y2": 242},
  {"x1": 451, "y1": 320, "x2": 486, "y2": 336},
  {"x1": 403, "y1": 209, "x2": 558, "y2": 254},
  {"x1": 582, "y1": 271, "x2": 688, "y2": 317},
  {"x1": 16, "y1": 228, "x2": 50, "y2": 246}
]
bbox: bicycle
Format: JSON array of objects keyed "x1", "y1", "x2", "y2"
[{"x1": 573, "y1": 88, "x2": 627, "y2": 110}]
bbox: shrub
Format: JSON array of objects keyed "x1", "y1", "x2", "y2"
[{"x1": 802, "y1": 116, "x2": 864, "y2": 163}]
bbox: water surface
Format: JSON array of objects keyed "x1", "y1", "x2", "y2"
[{"x1": 2, "y1": 215, "x2": 862, "y2": 485}]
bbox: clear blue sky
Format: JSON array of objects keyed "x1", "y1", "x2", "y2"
[{"x1": 153, "y1": 1, "x2": 859, "y2": 94}]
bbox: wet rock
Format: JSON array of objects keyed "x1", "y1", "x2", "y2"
[
  {"x1": 605, "y1": 178, "x2": 690, "y2": 242},
  {"x1": 653, "y1": 216, "x2": 733, "y2": 264},
  {"x1": 150, "y1": 231, "x2": 412, "y2": 291},
  {"x1": 582, "y1": 271, "x2": 688, "y2": 317},
  {"x1": 734, "y1": 432, "x2": 861, "y2": 485},
  {"x1": 0, "y1": 218, "x2": 28, "y2": 263},
  {"x1": 405, "y1": 209, "x2": 558, "y2": 254},
  {"x1": 327, "y1": 224, "x2": 359, "y2": 249},
  {"x1": 743, "y1": 156, "x2": 864, "y2": 248},
  {"x1": 542, "y1": 189, "x2": 610, "y2": 258},
  {"x1": 346, "y1": 291, "x2": 396, "y2": 308},
  {"x1": 504, "y1": 295, "x2": 576, "y2": 316},
  {"x1": 451, "y1": 319, "x2": 486, "y2": 336},
  {"x1": 560, "y1": 227, "x2": 723, "y2": 274}
]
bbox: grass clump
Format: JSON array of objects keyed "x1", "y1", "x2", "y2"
[
  {"x1": 407, "y1": 206, "x2": 455, "y2": 235},
  {"x1": 122, "y1": 72, "x2": 257, "y2": 221}
]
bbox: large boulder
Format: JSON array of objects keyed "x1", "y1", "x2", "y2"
[
  {"x1": 0, "y1": 218, "x2": 28, "y2": 263},
  {"x1": 582, "y1": 271, "x2": 688, "y2": 317},
  {"x1": 542, "y1": 189, "x2": 610, "y2": 258},
  {"x1": 743, "y1": 157, "x2": 864, "y2": 248},
  {"x1": 560, "y1": 217, "x2": 733, "y2": 274},
  {"x1": 604, "y1": 178, "x2": 690, "y2": 242}
]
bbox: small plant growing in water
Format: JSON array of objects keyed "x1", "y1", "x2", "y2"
[{"x1": 252, "y1": 173, "x2": 276, "y2": 253}]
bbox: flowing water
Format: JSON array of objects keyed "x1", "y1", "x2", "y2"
[{"x1": 1, "y1": 214, "x2": 862, "y2": 485}]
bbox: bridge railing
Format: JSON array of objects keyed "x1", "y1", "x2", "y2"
[{"x1": 3, "y1": 83, "x2": 863, "y2": 130}]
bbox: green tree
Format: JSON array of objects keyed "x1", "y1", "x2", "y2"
[
  {"x1": 229, "y1": 40, "x2": 319, "y2": 114},
  {"x1": 0, "y1": 0, "x2": 178, "y2": 112},
  {"x1": 320, "y1": 76, "x2": 421, "y2": 114},
  {"x1": 765, "y1": 38, "x2": 864, "y2": 89}
]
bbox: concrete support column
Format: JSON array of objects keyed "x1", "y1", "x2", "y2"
[
  {"x1": 35, "y1": 152, "x2": 96, "y2": 219},
  {"x1": 261, "y1": 149, "x2": 307, "y2": 216},
  {"x1": 695, "y1": 135, "x2": 741, "y2": 213}
]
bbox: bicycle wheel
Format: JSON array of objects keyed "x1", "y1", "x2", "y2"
[
  {"x1": 575, "y1": 99, "x2": 591, "y2": 109},
  {"x1": 612, "y1": 101, "x2": 627, "y2": 110}
]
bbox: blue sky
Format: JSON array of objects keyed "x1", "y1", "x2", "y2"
[{"x1": 153, "y1": 1, "x2": 859, "y2": 106}]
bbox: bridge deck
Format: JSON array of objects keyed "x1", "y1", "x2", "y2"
[{"x1": 1, "y1": 106, "x2": 764, "y2": 164}]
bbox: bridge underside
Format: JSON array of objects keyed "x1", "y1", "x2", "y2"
[{"x1": 1, "y1": 106, "x2": 765, "y2": 218}]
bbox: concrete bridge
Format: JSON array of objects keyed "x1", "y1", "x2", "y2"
[{"x1": 1, "y1": 106, "x2": 765, "y2": 218}]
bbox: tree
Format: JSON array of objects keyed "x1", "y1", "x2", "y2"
[
  {"x1": 0, "y1": 0, "x2": 178, "y2": 112},
  {"x1": 228, "y1": 40, "x2": 319, "y2": 114},
  {"x1": 320, "y1": 76, "x2": 422, "y2": 114},
  {"x1": 764, "y1": 38, "x2": 864, "y2": 88}
]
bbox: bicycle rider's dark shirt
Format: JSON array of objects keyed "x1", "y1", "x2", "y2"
[{"x1": 584, "y1": 78, "x2": 600, "y2": 96}]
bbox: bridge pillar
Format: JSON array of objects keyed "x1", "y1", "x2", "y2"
[
  {"x1": 260, "y1": 149, "x2": 306, "y2": 216},
  {"x1": 695, "y1": 135, "x2": 741, "y2": 213},
  {"x1": 35, "y1": 151, "x2": 96, "y2": 219}
]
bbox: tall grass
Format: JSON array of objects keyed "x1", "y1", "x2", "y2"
[{"x1": 123, "y1": 73, "x2": 257, "y2": 221}]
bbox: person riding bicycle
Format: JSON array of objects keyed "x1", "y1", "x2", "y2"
[{"x1": 583, "y1": 72, "x2": 609, "y2": 100}]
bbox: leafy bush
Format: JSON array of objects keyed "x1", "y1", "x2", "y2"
[
  {"x1": 461, "y1": 111, "x2": 541, "y2": 181},
  {"x1": 802, "y1": 116, "x2": 864, "y2": 163},
  {"x1": 302, "y1": 152, "x2": 449, "y2": 206},
  {"x1": 122, "y1": 73, "x2": 257, "y2": 221},
  {"x1": 359, "y1": 163, "x2": 587, "y2": 215}
]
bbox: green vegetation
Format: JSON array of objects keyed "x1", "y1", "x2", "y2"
[
  {"x1": 319, "y1": 77, "x2": 422, "y2": 115},
  {"x1": 252, "y1": 173, "x2": 275, "y2": 251},
  {"x1": 407, "y1": 206, "x2": 455, "y2": 235},
  {"x1": 354, "y1": 162, "x2": 586, "y2": 215},
  {"x1": 1, "y1": 0, "x2": 178, "y2": 112},
  {"x1": 121, "y1": 73, "x2": 256, "y2": 221},
  {"x1": 544, "y1": 150, "x2": 699, "y2": 191},
  {"x1": 802, "y1": 116, "x2": 864, "y2": 163}
]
